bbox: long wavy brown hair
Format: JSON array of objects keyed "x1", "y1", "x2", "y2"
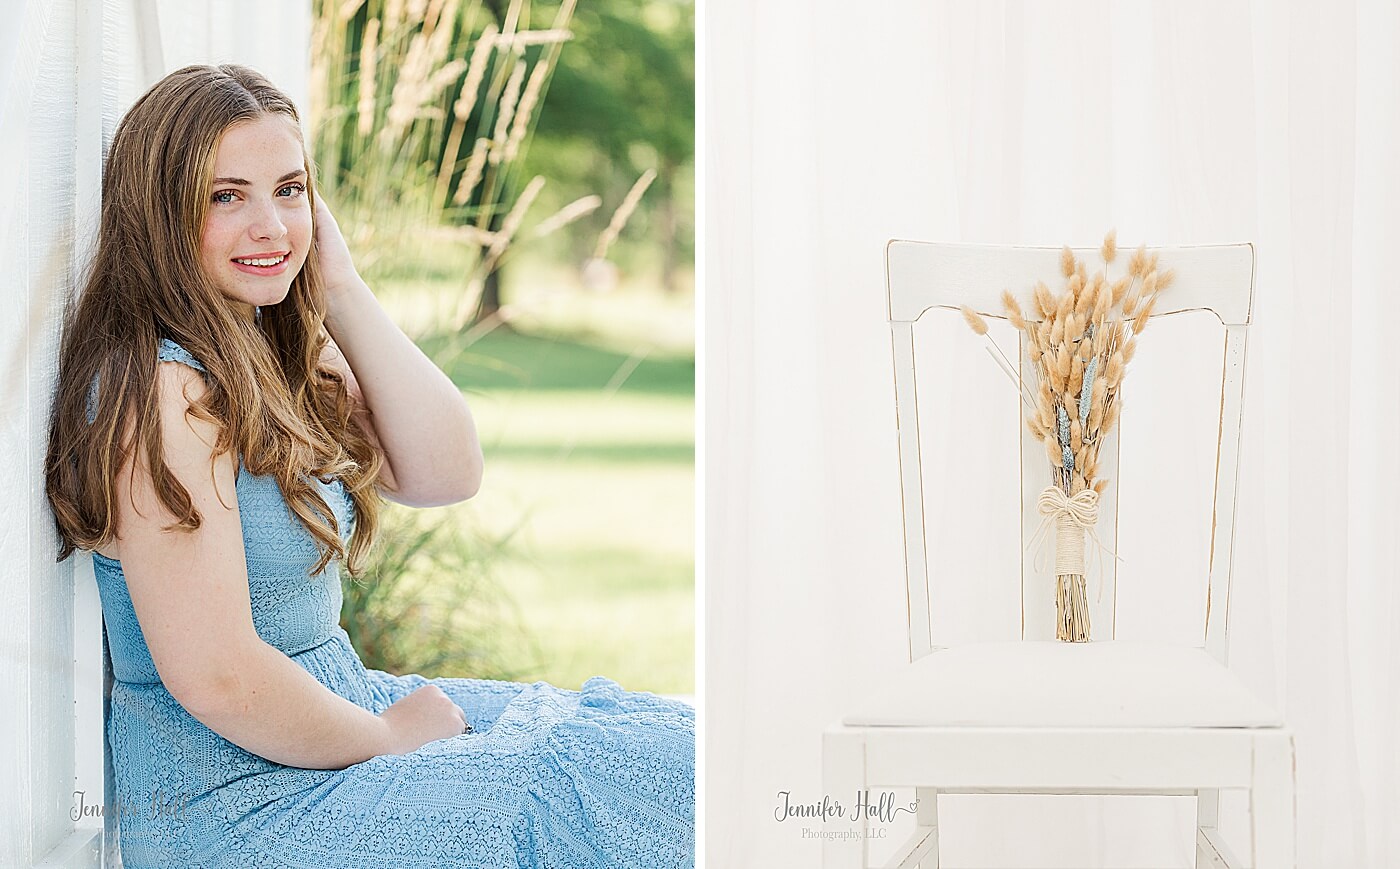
[{"x1": 45, "y1": 63, "x2": 383, "y2": 578}]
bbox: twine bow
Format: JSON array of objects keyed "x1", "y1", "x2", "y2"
[{"x1": 1026, "y1": 485, "x2": 1124, "y2": 602}]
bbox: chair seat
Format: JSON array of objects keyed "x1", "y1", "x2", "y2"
[{"x1": 842, "y1": 641, "x2": 1283, "y2": 729}]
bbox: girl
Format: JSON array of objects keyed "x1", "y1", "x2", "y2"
[{"x1": 44, "y1": 63, "x2": 694, "y2": 868}]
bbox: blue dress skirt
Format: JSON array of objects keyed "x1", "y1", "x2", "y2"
[{"x1": 87, "y1": 339, "x2": 695, "y2": 868}]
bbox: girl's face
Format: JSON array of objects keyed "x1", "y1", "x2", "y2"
[{"x1": 199, "y1": 114, "x2": 313, "y2": 320}]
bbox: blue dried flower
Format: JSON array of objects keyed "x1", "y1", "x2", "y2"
[
  {"x1": 1079, "y1": 356, "x2": 1098, "y2": 428},
  {"x1": 1057, "y1": 404, "x2": 1074, "y2": 473}
]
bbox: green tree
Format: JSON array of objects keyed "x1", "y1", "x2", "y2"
[{"x1": 516, "y1": 0, "x2": 694, "y2": 297}]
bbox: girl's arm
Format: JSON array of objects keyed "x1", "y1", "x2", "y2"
[
  {"x1": 314, "y1": 194, "x2": 483, "y2": 508},
  {"x1": 116, "y1": 362, "x2": 398, "y2": 769}
]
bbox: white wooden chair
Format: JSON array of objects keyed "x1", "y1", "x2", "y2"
[{"x1": 822, "y1": 241, "x2": 1295, "y2": 869}]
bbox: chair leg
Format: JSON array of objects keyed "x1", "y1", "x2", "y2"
[
  {"x1": 914, "y1": 787, "x2": 939, "y2": 869},
  {"x1": 1250, "y1": 731, "x2": 1297, "y2": 869},
  {"x1": 1197, "y1": 786, "x2": 1219, "y2": 833},
  {"x1": 1196, "y1": 788, "x2": 1226, "y2": 869},
  {"x1": 823, "y1": 728, "x2": 867, "y2": 869}
]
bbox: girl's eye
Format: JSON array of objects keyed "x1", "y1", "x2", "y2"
[{"x1": 210, "y1": 184, "x2": 304, "y2": 204}]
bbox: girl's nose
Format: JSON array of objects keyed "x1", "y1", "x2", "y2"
[{"x1": 248, "y1": 200, "x2": 288, "y2": 241}]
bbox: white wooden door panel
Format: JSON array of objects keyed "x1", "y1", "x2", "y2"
[{"x1": 3, "y1": 2, "x2": 308, "y2": 866}]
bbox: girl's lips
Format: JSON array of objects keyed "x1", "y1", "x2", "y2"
[{"x1": 230, "y1": 253, "x2": 291, "y2": 276}]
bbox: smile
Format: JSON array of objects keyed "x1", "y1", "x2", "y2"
[{"x1": 230, "y1": 252, "x2": 291, "y2": 275}]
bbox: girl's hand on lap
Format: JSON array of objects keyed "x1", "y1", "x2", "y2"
[{"x1": 378, "y1": 684, "x2": 471, "y2": 755}]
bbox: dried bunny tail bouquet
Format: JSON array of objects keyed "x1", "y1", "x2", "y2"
[{"x1": 960, "y1": 230, "x2": 1173, "y2": 642}]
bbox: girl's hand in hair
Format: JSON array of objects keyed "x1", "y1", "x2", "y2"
[{"x1": 312, "y1": 192, "x2": 364, "y2": 301}]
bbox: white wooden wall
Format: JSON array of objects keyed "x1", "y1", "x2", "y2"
[{"x1": 0, "y1": 1, "x2": 309, "y2": 865}]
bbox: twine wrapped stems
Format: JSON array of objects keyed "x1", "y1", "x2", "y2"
[{"x1": 1038, "y1": 486, "x2": 1098, "y2": 642}]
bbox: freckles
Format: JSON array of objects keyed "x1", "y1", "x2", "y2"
[
  {"x1": 289, "y1": 210, "x2": 314, "y2": 242},
  {"x1": 200, "y1": 213, "x2": 229, "y2": 247},
  {"x1": 198, "y1": 226, "x2": 218, "y2": 262}
]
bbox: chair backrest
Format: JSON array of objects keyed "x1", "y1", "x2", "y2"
[{"x1": 886, "y1": 240, "x2": 1254, "y2": 663}]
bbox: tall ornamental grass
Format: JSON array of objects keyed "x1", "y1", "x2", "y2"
[{"x1": 311, "y1": 0, "x2": 594, "y2": 679}]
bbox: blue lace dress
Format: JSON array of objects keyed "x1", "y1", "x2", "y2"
[{"x1": 85, "y1": 338, "x2": 695, "y2": 868}]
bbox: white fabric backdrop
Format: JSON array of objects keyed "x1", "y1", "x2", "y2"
[{"x1": 703, "y1": 1, "x2": 1400, "y2": 867}]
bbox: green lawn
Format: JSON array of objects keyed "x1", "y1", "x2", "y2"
[{"x1": 379, "y1": 268, "x2": 695, "y2": 695}]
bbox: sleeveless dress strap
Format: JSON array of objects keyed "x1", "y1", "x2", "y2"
[
  {"x1": 156, "y1": 337, "x2": 206, "y2": 372},
  {"x1": 85, "y1": 339, "x2": 207, "y2": 424}
]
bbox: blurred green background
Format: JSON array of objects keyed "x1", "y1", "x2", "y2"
[{"x1": 313, "y1": 0, "x2": 694, "y2": 695}]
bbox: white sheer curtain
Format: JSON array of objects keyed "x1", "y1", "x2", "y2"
[{"x1": 703, "y1": 1, "x2": 1400, "y2": 866}]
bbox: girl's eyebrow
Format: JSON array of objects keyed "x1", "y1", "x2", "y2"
[{"x1": 211, "y1": 169, "x2": 307, "y2": 186}]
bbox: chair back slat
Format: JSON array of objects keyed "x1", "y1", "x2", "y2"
[
  {"x1": 1017, "y1": 334, "x2": 1123, "y2": 643},
  {"x1": 887, "y1": 241, "x2": 1253, "y2": 325},
  {"x1": 885, "y1": 240, "x2": 1254, "y2": 662}
]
